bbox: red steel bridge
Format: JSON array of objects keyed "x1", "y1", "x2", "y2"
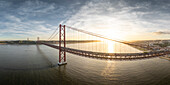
[{"x1": 39, "y1": 24, "x2": 170, "y2": 66}]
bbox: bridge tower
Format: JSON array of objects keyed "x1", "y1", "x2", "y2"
[{"x1": 58, "y1": 24, "x2": 67, "y2": 66}]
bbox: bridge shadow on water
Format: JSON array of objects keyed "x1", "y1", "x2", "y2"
[
  {"x1": 0, "y1": 45, "x2": 60, "y2": 71},
  {"x1": 36, "y1": 45, "x2": 56, "y2": 67}
]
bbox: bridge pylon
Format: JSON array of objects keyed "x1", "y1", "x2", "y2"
[{"x1": 58, "y1": 24, "x2": 67, "y2": 66}]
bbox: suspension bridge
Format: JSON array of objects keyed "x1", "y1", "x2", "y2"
[{"x1": 38, "y1": 24, "x2": 170, "y2": 66}]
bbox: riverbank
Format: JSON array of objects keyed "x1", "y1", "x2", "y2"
[
  {"x1": 160, "y1": 55, "x2": 170, "y2": 61},
  {"x1": 130, "y1": 45, "x2": 149, "y2": 52},
  {"x1": 0, "y1": 43, "x2": 7, "y2": 45}
]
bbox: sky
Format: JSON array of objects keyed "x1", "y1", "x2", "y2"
[{"x1": 0, "y1": 0, "x2": 170, "y2": 41}]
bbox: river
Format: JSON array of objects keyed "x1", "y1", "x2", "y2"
[{"x1": 0, "y1": 43, "x2": 169, "y2": 85}]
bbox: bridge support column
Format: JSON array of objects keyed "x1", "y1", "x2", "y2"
[{"x1": 58, "y1": 24, "x2": 67, "y2": 66}]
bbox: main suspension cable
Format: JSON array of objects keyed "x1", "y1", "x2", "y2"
[
  {"x1": 48, "y1": 27, "x2": 59, "y2": 40},
  {"x1": 65, "y1": 25, "x2": 146, "y2": 48}
]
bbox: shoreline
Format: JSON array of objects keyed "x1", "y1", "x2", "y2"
[
  {"x1": 0, "y1": 43, "x2": 7, "y2": 45},
  {"x1": 160, "y1": 55, "x2": 170, "y2": 61},
  {"x1": 130, "y1": 45, "x2": 149, "y2": 52}
]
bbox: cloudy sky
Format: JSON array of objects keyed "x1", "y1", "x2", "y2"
[{"x1": 0, "y1": 0, "x2": 170, "y2": 41}]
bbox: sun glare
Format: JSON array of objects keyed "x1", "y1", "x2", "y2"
[
  {"x1": 108, "y1": 41, "x2": 115, "y2": 53},
  {"x1": 105, "y1": 29, "x2": 126, "y2": 40}
]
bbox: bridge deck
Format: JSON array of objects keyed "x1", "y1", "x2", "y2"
[{"x1": 42, "y1": 43, "x2": 170, "y2": 60}]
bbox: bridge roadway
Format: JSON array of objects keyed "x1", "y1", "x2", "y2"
[{"x1": 42, "y1": 43, "x2": 170, "y2": 60}]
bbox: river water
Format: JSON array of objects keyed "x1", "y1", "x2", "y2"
[{"x1": 0, "y1": 43, "x2": 169, "y2": 85}]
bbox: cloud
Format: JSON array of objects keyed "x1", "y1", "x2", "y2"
[
  {"x1": 17, "y1": 0, "x2": 56, "y2": 16},
  {"x1": 64, "y1": 0, "x2": 145, "y2": 39},
  {"x1": 0, "y1": 1, "x2": 11, "y2": 8},
  {"x1": 153, "y1": 31, "x2": 170, "y2": 35},
  {"x1": 0, "y1": 0, "x2": 84, "y2": 40},
  {"x1": 0, "y1": 0, "x2": 170, "y2": 40},
  {"x1": 0, "y1": 15, "x2": 55, "y2": 39},
  {"x1": 63, "y1": 0, "x2": 170, "y2": 40},
  {"x1": 5, "y1": 15, "x2": 21, "y2": 22}
]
